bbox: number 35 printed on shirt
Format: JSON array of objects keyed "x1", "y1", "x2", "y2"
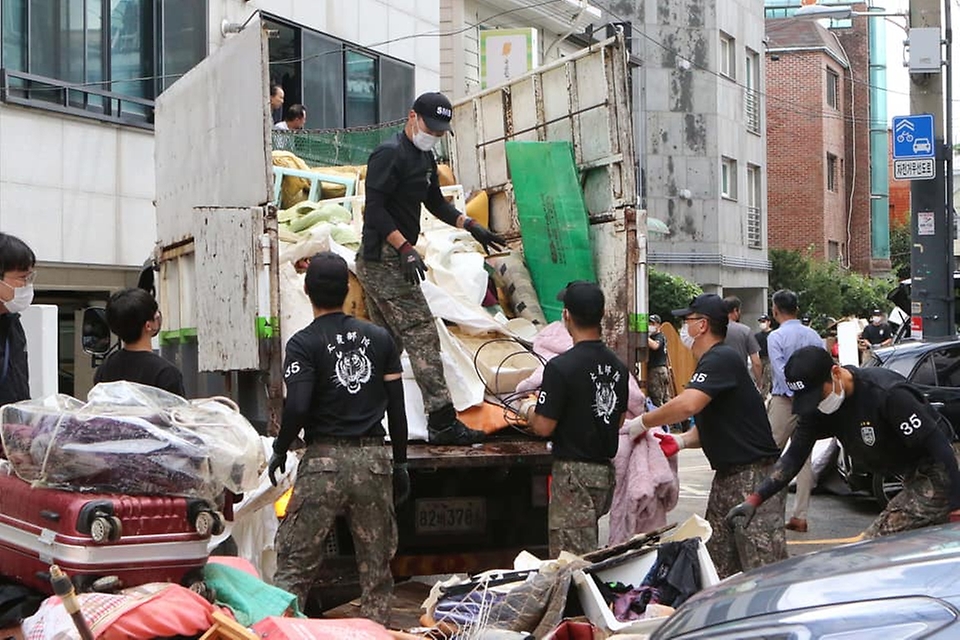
[
  {"x1": 900, "y1": 413, "x2": 922, "y2": 436},
  {"x1": 284, "y1": 361, "x2": 301, "y2": 379}
]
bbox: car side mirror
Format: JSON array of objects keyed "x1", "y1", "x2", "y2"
[{"x1": 81, "y1": 307, "x2": 112, "y2": 356}]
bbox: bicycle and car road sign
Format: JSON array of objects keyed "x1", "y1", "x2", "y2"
[{"x1": 892, "y1": 114, "x2": 936, "y2": 181}]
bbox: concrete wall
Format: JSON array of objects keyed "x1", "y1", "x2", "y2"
[
  {"x1": 766, "y1": 49, "x2": 847, "y2": 261},
  {"x1": 640, "y1": 0, "x2": 769, "y2": 303}
]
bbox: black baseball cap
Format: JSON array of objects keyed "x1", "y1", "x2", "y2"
[
  {"x1": 671, "y1": 293, "x2": 728, "y2": 322},
  {"x1": 304, "y1": 252, "x2": 349, "y2": 304},
  {"x1": 557, "y1": 281, "x2": 605, "y2": 325},
  {"x1": 413, "y1": 92, "x2": 453, "y2": 132},
  {"x1": 784, "y1": 346, "x2": 835, "y2": 415},
  {"x1": 759, "y1": 314, "x2": 770, "y2": 322}
]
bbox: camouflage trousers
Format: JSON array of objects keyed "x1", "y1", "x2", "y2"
[
  {"x1": 863, "y1": 458, "x2": 953, "y2": 538},
  {"x1": 646, "y1": 366, "x2": 673, "y2": 407},
  {"x1": 705, "y1": 457, "x2": 787, "y2": 579},
  {"x1": 356, "y1": 243, "x2": 452, "y2": 414},
  {"x1": 758, "y1": 358, "x2": 772, "y2": 398},
  {"x1": 549, "y1": 459, "x2": 616, "y2": 558},
  {"x1": 273, "y1": 441, "x2": 397, "y2": 624}
]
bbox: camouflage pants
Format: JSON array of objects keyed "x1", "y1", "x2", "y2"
[
  {"x1": 705, "y1": 458, "x2": 787, "y2": 579},
  {"x1": 863, "y1": 458, "x2": 952, "y2": 538},
  {"x1": 758, "y1": 358, "x2": 772, "y2": 398},
  {"x1": 549, "y1": 459, "x2": 616, "y2": 558},
  {"x1": 647, "y1": 366, "x2": 673, "y2": 407},
  {"x1": 356, "y1": 243, "x2": 451, "y2": 413},
  {"x1": 273, "y1": 442, "x2": 397, "y2": 624}
]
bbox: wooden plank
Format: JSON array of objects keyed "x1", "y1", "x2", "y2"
[
  {"x1": 194, "y1": 207, "x2": 263, "y2": 371},
  {"x1": 324, "y1": 581, "x2": 432, "y2": 630}
]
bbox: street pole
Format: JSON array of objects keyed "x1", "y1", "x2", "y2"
[{"x1": 910, "y1": 0, "x2": 956, "y2": 338}]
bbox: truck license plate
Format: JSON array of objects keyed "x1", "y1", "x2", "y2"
[{"x1": 415, "y1": 498, "x2": 486, "y2": 534}]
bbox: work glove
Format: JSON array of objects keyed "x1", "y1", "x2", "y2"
[
  {"x1": 725, "y1": 494, "x2": 763, "y2": 530},
  {"x1": 393, "y1": 462, "x2": 411, "y2": 506},
  {"x1": 626, "y1": 415, "x2": 648, "y2": 439},
  {"x1": 268, "y1": 450, "x2": 287, "y2": 487},
  {"x1": 464, "y1": 218, "x2": 507, "y2": 254},
  {"x1": 950, "y1": 509, "x2": 960, "y2": 523},
  {"x1": 653, "y1": 431, "x2": 685, "y2": 457},
  {"x1": 398, "y1": 241, "x2": 427, "y2": 285}
]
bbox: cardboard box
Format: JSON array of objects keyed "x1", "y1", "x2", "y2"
[{"x1": 572, "y1": 516, "x2": 720, "y2": 635}]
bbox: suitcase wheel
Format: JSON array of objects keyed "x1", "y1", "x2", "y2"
[
  {"x1": 194, "y1": 510, "x2": 225, "y2": 537},
  {"x1": 89, "y1": 515, "x2": 122, "y2": 544}
]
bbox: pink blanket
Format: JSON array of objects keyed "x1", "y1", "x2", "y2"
[
  {"x1": 607, "y1": 427, "x2": 680, "y2": 545},
  {"x1": 516, "y1": 322, "x2": 646, "y2": 417}
]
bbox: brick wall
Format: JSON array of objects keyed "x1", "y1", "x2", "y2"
[
  {"x1": 887, "y1": 131, "x2": 911, "y2": 228},
  {"x1": 766, "y1": 49, "x2": 845, "y2": 261}
]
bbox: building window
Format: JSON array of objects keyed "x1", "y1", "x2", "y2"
[
  {"x1": 719, "y1": 33, "x2": 735, "y2": 79},
  {"x1": 826, "y1": 68, "x2": 839, "y2": 108},
  {"x1": 747, "y1": 164, "x2": 762, "y2": 249},
  {"x1": 0, "y1": 0, "x2": 207, "y2": 126},
  {"x1": 721, "y1": 157, "x2": 738, "y2": 200},
  {"x1": 266, "y1": 14, "x2": 414, "y2": 129},
  {"x1": 827, "y1": 153, "x2": 838, "y2": 191},
  {"x1": 745, "y1": 48, "x2": 760, "y2": 134},
  {"x1": 828, "y1": 240, "x2": 840, "y2": 262}
]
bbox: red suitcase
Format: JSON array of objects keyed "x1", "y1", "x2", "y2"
[{"x1": 0, "y1": 471, "x2": 222, "y2": 594}]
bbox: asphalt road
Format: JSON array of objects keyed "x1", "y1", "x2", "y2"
[{"x1": 601, "y1": 447, "x2": 880, "y2": 556}]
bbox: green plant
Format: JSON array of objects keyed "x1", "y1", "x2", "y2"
[
  {"x1": 889, "y1": 221, "x2": 911, "y2": 280},
  {"x1": 648, "y1": 268, "x2": 703, "y2": 327}
]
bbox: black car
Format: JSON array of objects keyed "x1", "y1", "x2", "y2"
[
  {"x1": 652, "y1": 523, "x2": 960, "y2": 639},
  {"x1": 842, "y1": 338, "x2": 960, "y2": 506}
]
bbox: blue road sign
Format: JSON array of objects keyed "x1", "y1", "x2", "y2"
[{"x1": 892, "y1": 114, "x2": 935, "y2": 159}]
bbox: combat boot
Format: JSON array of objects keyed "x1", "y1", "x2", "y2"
[{"x1": 427, "y1": 405, "x2": 484, "y2": 445}]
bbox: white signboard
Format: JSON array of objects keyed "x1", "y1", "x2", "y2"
[
  {"x1": 894, "y1": 158, "x2": 935, "y2": 180},
  {"x1": 918, "y1": 211, "x2": 935, "y2": 236}
]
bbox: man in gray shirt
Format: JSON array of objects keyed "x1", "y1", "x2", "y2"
[
  {"x1": 723, "y1": 296, "x2": 762, "y2": 385},
  {"x1": 767, "y1": 289, "x2": 825, "y2": 533}
]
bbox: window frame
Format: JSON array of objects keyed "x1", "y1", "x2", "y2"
[
  {"x1": 721, "y1": 156, "x2": 738, "y2": 201},
  {"x1": 719, "y1": 32, "x2": 735, "y2": 79},
  {"x1": 827, "y1": 153, "x2": 838, "y2": 191},
  {"x1": 826, "y1": 68, "x2": 840, "y2": 108},
  {"x1": 746, "y1": 164, "x2": 762, "y2": 248},
  {"x1": 744, "y1": 47, "x2": 760, "y2": 134}
]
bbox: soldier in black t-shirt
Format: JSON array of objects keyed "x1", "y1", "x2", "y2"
[
  {"x1": 269, "y1": 252, "x2": 410, "y2": 624},
  {"x1": 727, "y1": 346, "x2": 960, "y2": 540},
  {"x1": 646, "y1": 314, "x2": 673, "y2": 408},
  {"x1": 627, "y1": 293, "x2": 786, "y2": 578},
  {"x1": 519, "y1": 281, "x2": 629, "y2": 558},
  {"x1": 95, "y1": 288, "x2": 185, "y2": 396},
  {"x1": 355, "y1": 92, "x2": 505, "y2": 446}
]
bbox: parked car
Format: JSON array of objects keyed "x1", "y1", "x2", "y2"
[
  {"x1": 843, "y1": 338, "x2": 960, "y2": 507},
  {"x1": 652, "y1": 523, "x2": 960, "y2": 639}
]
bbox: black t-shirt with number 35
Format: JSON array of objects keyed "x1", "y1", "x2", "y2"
[{"x1": 685, "y1": 343, "x2": 780, "y2": 471}]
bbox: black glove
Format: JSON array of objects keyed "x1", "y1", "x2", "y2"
[
  {"x1": 725, "y1": 494, "x2": 762, "y2": 530},
  {"x1": 268, "y1": 451, "x2": 287, "y2": 487},
  {"x1": 398, "y1": 242, "x2": 427, "y2": 285},
  {"x1": 464, "y1": 218, "x2": 506, "y2": 254},
  {"x1": 393, "y1": 462, "x2": 411, "y2": 506}
]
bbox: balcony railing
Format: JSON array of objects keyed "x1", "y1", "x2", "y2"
[
  {"x1": 747, "y1": 205, "x2": 762, "y2": 249},
  {"x1": 0, "y1": 69, "x2": 154, "y2": 130},
  {"x1": 744, "y1": 88, "x2": 760, "y2": 134}
]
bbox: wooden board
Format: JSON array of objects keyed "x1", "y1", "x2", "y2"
[
  {"x1": 660, "y1": 322, "x2": 696, "y2": 396},
  {"x1": 324, "y1": 580, "x2": 432, "y2": 630}
]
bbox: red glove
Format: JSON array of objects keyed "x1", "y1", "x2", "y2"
[
  {"x1": 949, "y1": 509, "x2": 960, "y2": 523},
  {"x1": 653, "y1": 431, "x2": 684, "y2": 458}
]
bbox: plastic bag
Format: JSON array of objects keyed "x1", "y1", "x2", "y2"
[{"x1": 0, "y1": 381, "x2": 264, "y2": 500}]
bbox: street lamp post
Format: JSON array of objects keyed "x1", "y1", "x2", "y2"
[{"x1": 795, "y1": 2, "x2": 955, "y2": 338}]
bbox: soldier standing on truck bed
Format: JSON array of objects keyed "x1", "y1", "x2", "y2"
[
  {"x1": 519, "y1": 281, "x2": 629, "y2": 558},
  {"x1": 268, "y1": 252, "x2": 411, "y2": 624},
  {"x1": 356, "y1": 91, "x2": 505, "y2": 445}
]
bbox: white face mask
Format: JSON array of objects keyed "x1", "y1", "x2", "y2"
[
  {"x1": 871, "y1": 316, "x2": 882, "y2": 325},
  {"x1": 1, "y1": 282, "x2": 33, "y2": 314},
  {"x1": 412, "y1": 118, "x2": 441, "y2": 152},
  {"x1": 818, "y1": 375, "x2": 845, "y2": 414},
  {"x1": 679, "y1": 323, "x2": 694, "y2": 349}
]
